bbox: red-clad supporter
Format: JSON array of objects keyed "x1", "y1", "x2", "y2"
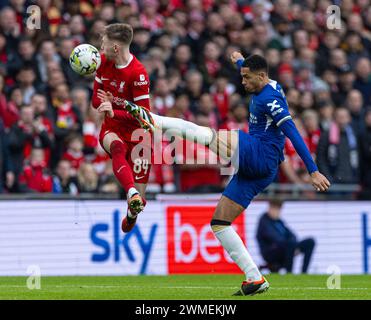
[
  {"x1": 302, "y1": 110, "x2": 321, "y2": 157},
  {"x1": 30, "y1": 93, "x2": 54, "y2": 165},
  {"x1": 7, "y1": 105, "x2": 54, "y2": 189},
  {"x1": 19, "y1": 148, "x2": 53, "y2": 193},
  {"x1": 140, "y1": 0, "x2": 164, "y2": 33},
  {"x1": 62, "y1": 134, "x2": 85, "y2": 175},
  {"x1": 197, "y1": 93, "x2": 219, "y2": 130},
  {"x1": 0, "y1": 0, "x2": 369, "y2": 195},
  {"x1": 176, "y1": 114, "x2": 221, "y2": 192},
  {"x1": 284, "y1": 117, "x2": 311, "y2": 173},
  {"x1": 210, "y1": 75, "x2": 235, "y2": 121},
  {"x1": 152, "y1": 76, "x2": 175, "y2": 115},
  {"x1": 0, "y1": 75, "x2": 19, "y2": 129},
  {"x1": 220, "y1": 100, "x2": 249, "y2": 133},
  {"x1": 92, "y1": 144, "x2": 110, "y2": 176}
]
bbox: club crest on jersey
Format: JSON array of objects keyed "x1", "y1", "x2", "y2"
[{"x1": 118, "y1": 81, "x2": 125, "y2": 93}]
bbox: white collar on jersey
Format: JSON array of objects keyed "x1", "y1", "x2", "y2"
[{"x1": 115, "y1": 54, "x2": 133, "y2": 69}]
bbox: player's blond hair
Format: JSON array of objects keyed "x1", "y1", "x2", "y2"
[{"x1": 104, "y1": 23, "x2": 133, "y2": 45}]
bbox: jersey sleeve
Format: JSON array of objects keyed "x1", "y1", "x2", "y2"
[
  {"x1": 263, "y1": 91, "x2": 292, "y2": 127},
  {"x1": 130, "y1": 66, "x2": 151, "y2": 110}
]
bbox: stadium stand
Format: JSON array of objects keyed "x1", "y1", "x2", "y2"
[{"x1": 0, "y1": 0, "x2": 370, "y2": 199}]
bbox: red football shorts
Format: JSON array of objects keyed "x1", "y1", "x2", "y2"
[{"x1": 99, "y1": 122, "x2": 152, "y2": 184}]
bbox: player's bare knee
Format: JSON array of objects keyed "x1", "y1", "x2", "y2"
[
  {"x1": 103, "y1": 133, "x2": 122, "y2": 154},
  {"x1": 210, "y1": 219, "x2": 231, "y2": 233}
]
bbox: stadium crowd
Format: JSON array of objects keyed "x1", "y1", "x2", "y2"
[{"x1": 0, "y1": 0, "x2": 370, "y2": 197}]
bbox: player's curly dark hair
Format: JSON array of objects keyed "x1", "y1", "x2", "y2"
[{"x1": 242, "y1": 54, "x2": 268, "y2": 73}]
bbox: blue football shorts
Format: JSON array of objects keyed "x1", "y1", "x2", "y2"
[{"x1": 223, "y1": 130, "x2": 280, "y2": 208}]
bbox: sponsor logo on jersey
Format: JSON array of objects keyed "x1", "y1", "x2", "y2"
[
  {"x1": 112, "y1": 96, "x2": 126, "y2": 106},
  {"x1": 134, "y1": 80, "x2": 148, "y2": 86},
  {"x1": 134, "y1": 74, "x2": 148, "y2": 86},
  {"x1": 267, "y1": 99, "x2": 284, "y2": 116}
]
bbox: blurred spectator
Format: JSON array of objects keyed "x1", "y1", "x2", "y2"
[
  {"x1": 61, "y1": 134, "x2": 85, "y2": 175},
  {"x1": 198, "y1": 41, "x2": 223, "y2": 88},
  {"x1": 50, "y1": 83, "x2": 83, "y2": 164},
  {"x1": 77, "y1": 162, "x2": 99, "y2": 193},
  {"x1": 176, "y1": 114, "x2": 222, "y2": 193},
  {"x1": 140, "y1": 0, "x2": 164, "y2": 33},
  {"x1": 52, "y1": 159, "x2": 78, "y2": 195},
  {"x1": 0, "y1": 118, "x2": 12, "y2": 193},
  {"x1": 184, "y1": 69, "x2": 204, "y2": 113},
  {"x1": 0, "y1": 74, "x2": 19, "y2": 129},
  {"x1": 317, "y1": 107, "x2": 359, "y2": 184},
  {"x1": 98, "y1": 159, "x2": 120, "y2": 194},
  {"x1": 16, "y1": 65, "x2": 38, "y2": 105},
  {"x1": 318, "y1": 101, "x2": 335, "y2": 132},
  {"x1": 359, "y1": 108, "x2": 371, "y2": 199},
  {"x1": 7, "y1": 105, "x2": 53, "y2": 189},
  {"x1": 0, "y1": 0, "x2": 369, "y2": 195},
  {"x1": 152, "y1": 76, "x2": 175, "y2": 115},
  {"x1": 220, "y1": 99, "x2": 249, "y2": 132},
  {"x1": 58, "y1": 37, "x2": 82, "y2": 86},
  {"x1": 18, "y1": 147, "x2": 52, "y2": 193},
  {"x1": 36, "y1": 39, "x2": 61, "y2": 83},
  {"x1": 353, "y1": 57, "x2": 371, "y2": 106},
  {"x1": 256, "y1": 199, "x2": 316, "y2": 273},
  {"x1": 210, "y1": 74, "x2": 235, "y2": 122},
  {"x1": 302, "y1": 110, "x2": 321, "y2": 159},
  {"x1": 346, "y1": 89, "x2": 365, "y2": 135},
  {"x1": 0, "y1": 7, "x2": 21, "y2": 53}
]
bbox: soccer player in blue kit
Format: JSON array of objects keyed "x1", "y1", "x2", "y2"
[{"x1": 101, "y1": 52, "x2": 331, "y2": 296}]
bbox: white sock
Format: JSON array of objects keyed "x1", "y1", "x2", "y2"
[
  {"x1": 150, "y1": 113, "x2": 214, "y2": 145},
  {"x1": 214, "y1": 226, "x2": 262, "y2": 282},
  {"x1": 127, "y1": 187, "x2": 138, "y2": 199}
]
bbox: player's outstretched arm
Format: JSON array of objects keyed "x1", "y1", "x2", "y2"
[
  {"x1": 230, "y1": 51, "x2": 244, "y2": 70},
  {"x1": 280, "y1": 119, "x2": 331, "y2": 192}
]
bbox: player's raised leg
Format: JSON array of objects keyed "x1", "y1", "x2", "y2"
[
  {"x1": 211, "y1": 196, "x2": 269, "y2": 296},
  {"x1": 125, "y1": 100, "x2": 239, "y2": 164}
]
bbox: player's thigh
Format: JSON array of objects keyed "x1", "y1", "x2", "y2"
[
  {"x1": 208, "y1": 130, "x2": 238, "y2": 163},
  {"x1": 102, "y1": 132, "x2": 122, "y2": 155},
  {"x1": 212, "y1": 195, "x2": 245, "y2": 223}
]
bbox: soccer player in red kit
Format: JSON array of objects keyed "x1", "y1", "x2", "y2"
[{"x1": 91, "y1": 23, "x2": 152, "y2": 233}]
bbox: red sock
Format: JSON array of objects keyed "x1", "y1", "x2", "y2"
[{"x1": 110, "y1": 140, "x2": 135, "y2": 194}]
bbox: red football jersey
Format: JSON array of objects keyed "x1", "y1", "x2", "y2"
[{"x1": 92, "y1": 53, "x2": 151, "y2": 142}]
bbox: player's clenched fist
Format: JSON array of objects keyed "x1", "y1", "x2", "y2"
[
  {"x1": 230, "y1": 51, "x2": 244, "y2": 64},
  {"x1": 97, "y1": 101, "x2": 114, "y2": 118},
  {"x1": 310, "y1": 171, "x2": 331, "y2": 192}
]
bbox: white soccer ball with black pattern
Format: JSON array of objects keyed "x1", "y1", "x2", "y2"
[{"x1": 69, "y1": 44, "x2": 101, "y2": 76}]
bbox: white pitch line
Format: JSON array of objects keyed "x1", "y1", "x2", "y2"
[{"x1": 0, "y1": 285, "x2": 370, "y2": 290}]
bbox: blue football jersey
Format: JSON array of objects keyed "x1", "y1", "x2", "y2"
[{"x1": 248, "y1": 80, "x2": 292, "y2": 161}]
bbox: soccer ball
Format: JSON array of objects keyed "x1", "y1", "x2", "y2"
[{"x1": 69, "y1": 44, "x2": 101, "y2": 76}]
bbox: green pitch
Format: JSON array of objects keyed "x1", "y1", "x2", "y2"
[{"x1": 0, "y1": 274, "x2": 370, "y2": 300}]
